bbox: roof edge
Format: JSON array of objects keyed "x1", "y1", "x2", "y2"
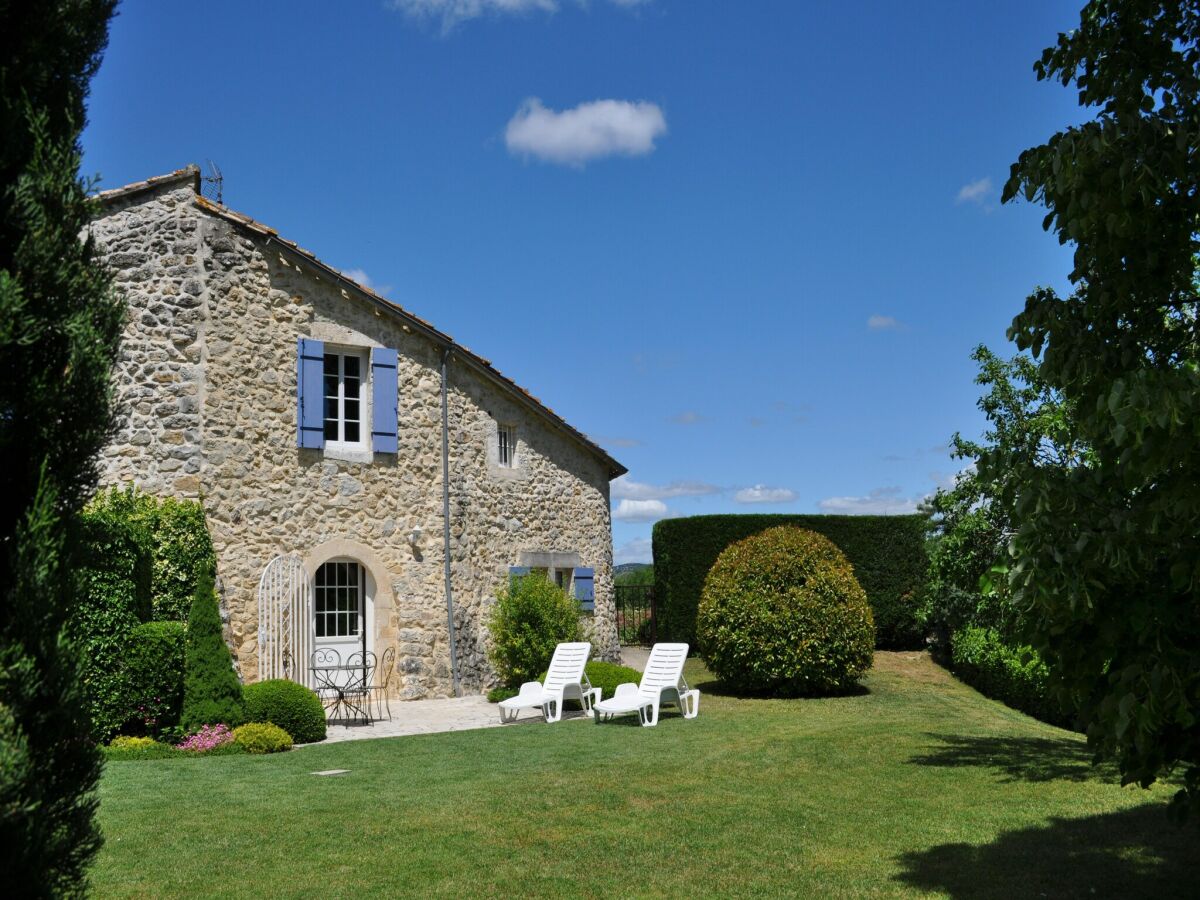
[{"x1": 93, "y1": 165, "x2": 201, "y2": 204}]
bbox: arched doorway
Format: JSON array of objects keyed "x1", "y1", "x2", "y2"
[{"x1": 312, "y1": 557, "x2": 374, "y2": 663}]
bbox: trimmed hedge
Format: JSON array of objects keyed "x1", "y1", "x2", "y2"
[
  {"x1": 653, "y1": 514, "x2": 928, "y2": 649},
  {"x1": 243, "y1": 679, "x2": 326, "y2": 744},
  {"x1": 69, "y1": 505, "x2": 153, "y2": 740},
  {"x1": 697, "y1": 527, "x2": 875, "y2": 696},
  {"x1": 86, "y1": 487, "x2": 216, "y2": 621},
  {"x1": 950, "y1": 626, "x2": 1073, "y2": 729},
  {"x1": 123, "y1": 621, "x2": 186, "y2": 737}
]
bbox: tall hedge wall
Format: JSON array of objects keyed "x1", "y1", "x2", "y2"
[{"x1": 652, "y1": 514, "x2": 929, "y2": 649}]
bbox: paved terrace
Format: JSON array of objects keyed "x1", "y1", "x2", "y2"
[{"x1": 307, "y1": 646, "x2": 649, "y2": 745}]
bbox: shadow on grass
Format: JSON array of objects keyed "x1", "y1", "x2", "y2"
[
  {"x1": 909, "y1": 733, "x2": 1115, "y2": 783},
  {"x1": 692, "y1": 678, "x2": 871, "y2": 700},
  {"x1": 893, "y1": 804, "x2": 1200, "y2": 899}
]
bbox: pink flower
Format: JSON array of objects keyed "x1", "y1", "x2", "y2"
[{"x1": 177, "y1": 723, "x2": 234, "y2": 752}]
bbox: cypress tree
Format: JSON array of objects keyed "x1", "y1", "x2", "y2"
[
  {"x1": 0, "y1": 0, "x2": 120, "y2": 892},
  {"x1": 181, "y1": 569, "x2": 246, "y2": 732}
]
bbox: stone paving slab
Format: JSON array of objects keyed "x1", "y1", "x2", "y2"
[{"x1": 304, "y1": 647, "x2": 648, "y2": 746}]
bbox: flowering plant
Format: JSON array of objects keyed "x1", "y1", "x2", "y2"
[{"x1": 177, "y1": 723, "x2": 233, "y2": 752}]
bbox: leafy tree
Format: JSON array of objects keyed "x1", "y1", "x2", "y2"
[
  {"x1": 994, "y1": 0, "x2": 1200, "y2": 816},
  {"x1": 922, "y1": 345, "x2": 1084, "y2": 646},
  {"x1": 0, "y1": 0, "x2": 119, "y2": 892},
  {"x1": 488, "y1": 575, "x2": 581, "y2": 688},
  {"x1": 181, "y1": 569, "x2": 246, "y2": 732},
  {"x1": 615, "y1": 564, "x2": 654, "y2": 588}
]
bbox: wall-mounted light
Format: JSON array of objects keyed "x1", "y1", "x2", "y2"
[{"x1": 408, "y1": 525, "x2": 423, "y2": 547}]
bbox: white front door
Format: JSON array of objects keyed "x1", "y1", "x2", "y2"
[{"x1": 313, "y1": 560, "x2": 370, "y2": 671}]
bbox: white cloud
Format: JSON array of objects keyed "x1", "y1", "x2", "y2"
[
  {"x1": 613, "y1": 498, "x2": 669, "y2": 522},
  {"x1": 614, "y1": 537, "x2": 653, "y2": 565},
  {"x1": 505, "y1": 98, "x2": 667, "y2": 167},
  {"x1": 389, "y1": 0, "x2": 649, "y2": 30},
  {"x1": 612, "y1": 475, "x2": 720, "y2": 501},
  {"x1": 956, "y1": 176, "x2": 994, "y2": 205},
  {"x1": 867, "y1": 314, "x2": 903, "y2": 331},
  {"x1": 817, "y1": 486, "x2": 922, "y2": 516},
  {"x1": 734, "y1": 485, "x2": 797, "y2": 504},
  {"x1": 341, "y1": 267, "x2": 392, "y2": 296},
  {"x1": 669, "y1": 411, "x2": 703, "y2": 425}
]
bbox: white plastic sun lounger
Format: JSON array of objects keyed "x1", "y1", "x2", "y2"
[
  {"x1": 593, "y1": 642, "x2": 700, "y2": 727},
  {"x1": 498, "y1": 641, "x2": 600, "y2": 724}
]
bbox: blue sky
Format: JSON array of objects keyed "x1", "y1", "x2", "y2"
[{"x1": 82, "y1": 0, "x2": 1084, "y2": 564}]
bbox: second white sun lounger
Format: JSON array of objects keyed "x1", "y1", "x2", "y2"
[
  {"x1": 593, "y1": 642, "x2": 700, "y2": 727},
  {"x1": 497, "y1": 641, "x2": 599, "y2": 724}
]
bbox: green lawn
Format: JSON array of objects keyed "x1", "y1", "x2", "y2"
[{"x1": 92, "y1": 653, "x2": 1197, "y2": 898}]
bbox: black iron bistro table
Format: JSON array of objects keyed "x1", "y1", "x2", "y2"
[{"x1": 311, "y1": 663, "x2": 373, "y2": 725}]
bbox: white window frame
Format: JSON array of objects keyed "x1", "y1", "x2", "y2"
[
  {"x1": 323, "y1": 347, "x2": 369, "y2": 453},
  {"x1": 497, "y1": 423, "x2": 518, "y2": 468},
  {"x1": 313, "y1": 559, "x2": 365, "y2": 645}
]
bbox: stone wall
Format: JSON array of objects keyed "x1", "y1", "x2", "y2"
[{"x1": 91, "y1": 178, "x2": 620, "y2": 698}]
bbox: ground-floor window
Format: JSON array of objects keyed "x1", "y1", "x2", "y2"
[{"x1": 314, "y1": 560, "x2": 363, "y2": 639}]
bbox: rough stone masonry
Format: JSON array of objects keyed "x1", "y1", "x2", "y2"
[{"x1": 89, "y1": 166, "x2": 624, "y2": 699}]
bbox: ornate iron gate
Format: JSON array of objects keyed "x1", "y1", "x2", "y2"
[
  {"x1": 257, "y1": 554, "x2": 313, "y2": 687},
  {"x1": 614, "y1": 584, "x2": 656, "y2": 646}
]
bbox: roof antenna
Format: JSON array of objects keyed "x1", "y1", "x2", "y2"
[{"x1": 201, "y1": 159, "x2": 223, "y2": 204}]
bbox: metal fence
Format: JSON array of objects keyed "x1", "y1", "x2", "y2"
[{"x1": 614, "y1": 584, "x2": 656, "y2": 646}]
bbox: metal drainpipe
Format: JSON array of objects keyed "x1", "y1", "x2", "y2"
[{"x1": 441, "y1": 346, "x2": 461, "y2": 697}]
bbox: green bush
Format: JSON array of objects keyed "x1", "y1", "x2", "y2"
[
  {"x1": 123, "y1": 621, "x2": 186, "y2": 737},
  {"x1": 653, "y1": 514, "x2": 928, "y2": 650},
  {"x1": 488, "y1": 575, "x2": 581, "y2": 688},
  {"x1": 556, "y1": 661, "x2": 643, "y2": 700},
  {"x1": 243, "y1": 679, "x2": 326, "y2": 744},
  {"x1": 487, "y1": 686, "x2": 519, "y2": 703},
  {"x1": 232, "y1": 722, "x2": 292, "y2": 754},
  {"x1": 86, "y1": 487, "x2": 216, "y2": 621},
  {"x1": 697, "y1": 527, "x2": 875, "y2": 696},
  {"x1": 101, "y1": 737, "x2": 182, "y2": 761},
  {"x1": 69, "y1": 503, "x2": 153, "y2": 740},
  {"x1": 181, "y1": 569, "x2": 245, "y2": 731},
  {"x1": 950, "y1": 626, "x2": 1073, "y2": 729}
]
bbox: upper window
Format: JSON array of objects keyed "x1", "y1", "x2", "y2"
[
  {"x1": 323, "y1": 350, "x2": 367, "y2": 449},
  {"x1": 497, "y1": 424, "x2": 517, "y2": 468}
]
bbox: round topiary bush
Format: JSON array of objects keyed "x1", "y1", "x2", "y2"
[
  {"x1": 243, "y1": 679, "x2": 326, "y2": 744},
  {"x1": 232, "y1": 722, "x2": 292, "y2": 754},
  {"x1": 696, "y1": 526, "x2": 875, "y2": 696}
]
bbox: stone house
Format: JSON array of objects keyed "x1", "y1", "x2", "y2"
[{"x1": 90, "y1": 165, "x2": 625, "y2": 699}]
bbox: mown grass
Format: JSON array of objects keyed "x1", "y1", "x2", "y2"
[{"x1": 92, "y1": 653, "x2": 1198, "y2": 898}]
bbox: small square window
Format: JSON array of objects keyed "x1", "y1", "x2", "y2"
[{"x1": 497, "y1": 424, "x2": 517, "y2": 468}]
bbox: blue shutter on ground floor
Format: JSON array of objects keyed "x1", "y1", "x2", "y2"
[
  {"x1": 509, "y1": 566, "x2": 531, "y2": 586},
  {"x1": 573, "y1": 567, "x2": 595, "y2": 612},
  {"x1": 296, "y1": 337, "x2": 325, "y2": 449},
  {"x1": 371, "y1": 347, "x2": 399, "y2": 453}
]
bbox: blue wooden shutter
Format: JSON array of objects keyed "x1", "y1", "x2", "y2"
[
  {"x1": 508, "y1": 566, "x2": 530, "y2": 586},
  {"x1": 371, "y1": 347, "x2": 399, "y2": 453},
  {"x1": 573, "y1": 567, "x2": 595, "y2": 612},
  {"x1": 296, "y1": 337, "x2": 325, "y2": 449}
]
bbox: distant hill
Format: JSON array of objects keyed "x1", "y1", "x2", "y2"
[{"x1": 614, "y1": 563, "x2": 651, "y2": 575}]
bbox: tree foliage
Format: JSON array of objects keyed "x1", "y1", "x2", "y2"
[
  {"x1": 0, "y1": 0, "x2": 119, "y2": 892},
  {"x1": 995, "y1": 0, "x2": 1200, "y2": 816},
  {"x1": 487, "y1": 575, "x2": 581, "y2": 688}
]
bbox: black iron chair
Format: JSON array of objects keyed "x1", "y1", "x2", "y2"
[
  {"x1": 343, "y1": 650, "x2": 377, "y2": 725},
  {"x1": 373, "y1": 646, "x2": 396, "y2": 721}
]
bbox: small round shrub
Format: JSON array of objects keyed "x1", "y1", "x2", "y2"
[
  {"x1": 232, "y1": 722, "x2": 292, "y2": 754},
  {"x1": 487, "y1": 686, "x2": 519, "y2": 703},
  {"x1": 697, "y1": 526, "x2": 875, "y2": 696},
  {"x1": 488, "y1": 574, "x2": 581, "y2": 687},
  {"x1": 102, "y1": 737, "x2": 180, "y2": 761},
  {"x1": 243, "y1": 679, "x2": 326, "y2": 744}
]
